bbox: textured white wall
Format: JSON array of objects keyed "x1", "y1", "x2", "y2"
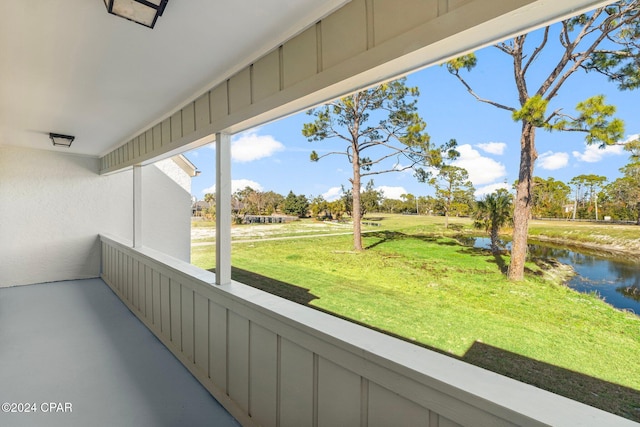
[
  {"x1": 142, "y1": 163, "x2": 192, "y2": 262},
  {"x1": 154, "y1": 158, "x2": 192, "y2": 193},
  {"x1": 0, "y1": 147, "x2": 192, "y2": 287},
  {"x1": 0, "y1": 146, "x2": 133, "y2": 287}
]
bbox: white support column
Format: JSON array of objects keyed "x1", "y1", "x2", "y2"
[
  {"x1": 215, "y1": 132, "x2": 232, "y2": 285},
  {"x1": 133, "y1": 164, "x2": 143, "y2": 248}
]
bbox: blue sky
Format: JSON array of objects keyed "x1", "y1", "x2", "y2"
[{"x1": 184, "y1": 28, "x2": 638, "y2": 202}]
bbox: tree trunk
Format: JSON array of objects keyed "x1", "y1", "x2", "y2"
[
  {"x1": 490, "y1": 225, "x2": 499, "y2": 254},
  {"x1": 509, "y1": 123, "x2": 537, "y2": 281},
  {"x1": 352, "y1": 150, "x2": 363, "y2": 251},
  {"x1": 444, "y1": 208, "x2": 449, "y2": 229}
]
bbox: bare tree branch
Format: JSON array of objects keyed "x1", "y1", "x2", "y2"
[
  {"x1": 450, "y1": 70, "x2": 516, "y2": 111},
  {"x1": 362, "y1": 165, "x2": 417, "y2": 177},
  {"x1": 536, "y1": 9, "x2": 603, "y2": 98},
  {"x1": 313, "y1": 151, "x2": 350, "y2": 161},
  {"x1": 523, "y1": 26, "x2": 549, "y2": 76}
]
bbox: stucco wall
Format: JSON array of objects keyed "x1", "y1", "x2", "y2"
[
  {"x1": 142, "y1": 162, "x2": 192, "y2": 262},
  {"x1": 0, "y1": 147, "x2": 192, "y2": 287},
  {"x1": 0, "y1": 146, "x2": 133, "y2": 287},
  {"x1": 154, "y1": 157, "x2": 192, "y2": 193}
]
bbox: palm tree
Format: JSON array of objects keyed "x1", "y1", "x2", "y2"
[{"x1": 474, "y1": 189, "x2": 513, "y2": 254}]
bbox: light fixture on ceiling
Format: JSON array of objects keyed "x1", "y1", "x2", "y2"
[
  {"x1": 103, "y1": 0, "x2": 169, "y2": 29},
  {"x1": 50, "y1": 133, "x2": 75, "y2": 148}
]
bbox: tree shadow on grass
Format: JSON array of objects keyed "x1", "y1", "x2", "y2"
[
  {"x1": 362, "y1": 216, "x2": 385, "y2": 222},
  {"x1": 208, "y1": 267, "x2": 318, "y2": 305},
  {"x1": 364, "y1": 230, "x2": 463, "y2": 250},
  {"x1": 463, "y1": 341, "x2": 640, "y2": 422},
  {"x1": 363, "y1": 230, "x2": 404, "y2": 250},
  {"x1": 365, "y1": 231, "x2": 517, "y2": 276}
]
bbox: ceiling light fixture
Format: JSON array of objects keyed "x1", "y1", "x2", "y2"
[
  {"x1": 103, "y1": 0, "x2": 168, "y2": 29},
  {"x1": 50, "y1": 133, "x2": 75, "y2": 148}
]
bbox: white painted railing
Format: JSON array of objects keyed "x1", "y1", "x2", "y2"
[{"x1": 100, "y1": 234, "x2": 635, "y2": 427}]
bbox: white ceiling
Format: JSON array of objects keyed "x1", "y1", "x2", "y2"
[{"x1": 0, "y1": 0, "x2": 347, "y2": 157}]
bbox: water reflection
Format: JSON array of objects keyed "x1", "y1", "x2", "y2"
[{"x1": 470, "y1": 237, "x2": 640, "y2": 316}]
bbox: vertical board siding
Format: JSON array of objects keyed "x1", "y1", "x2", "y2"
[
  {"x1": 132, "y1": 259, "x2": 139, "y2": 309},
  {"x1": 145, "y1": 265, "x2": 153, "y2": 320},
  {"x1": 321, "y1": 0, "x2": 368, "y2": 70},
  {"x1": 182, "y1": 102, "x2": 196, "y2": 136},
  {"x1": 160, "y1": 274, "x2": 171, "y2": 337},
  {"x1": 194, "y1": 292, "x2": 209, "y2": 375},
  {"x1": 181, "y1": 286, "x2": 195, "y2": 362},
  {"x1": 317, "y1": 357, "x2": 361, "y2": 427},
  {"x1": 152, "y1": 270, "x2": 161, "y2": 328},
  {"x1": 170, "y1": 280, "x2": 182, "y2": 349},
  {"x1": 372, "y1": 0, "x2": 438, "y2": 46},
  {"x1": 252, "y1": 50, "x2": 280, "y2": 103},
  {"x1": 249, "y1": 323, "x2": 278, "y2": 427},
  {"x1": 368, "y1": 382, "x2": 430, "y2": 427},
  {"x1": 152, "y1": 124, "x2": 161, "y2": 152},
  {"x1": 99, "y1": 236, "x2": 619, "y2": 427},
  {"x1": 227, "y1": 312, "x2": 250, "y2": 413},
  {"x1": 282, "y1": 26, "x2": 317, "y2": 89},
  {"x1": 170, "y1": 111, "x2": 183, "y2": 142},
  {"x1": 138, "y1": 260, "x2": 144, "y2": 312},
  {"x1": 211, "y1": 84, "x2": 228, "y2": 124},
  {"x1": 279, "y1": 338, "x2": 314, "y2": 427},
  {"x1": 229, "y1": 68, "x2": 252, "y2": 114},
  {"x1": 145, "y1": 130, "x2": 153, "y2": 154},
  {"x1": 161, "y1": 120, "x2": 171, "y2": 147},
  {"x1": 195, "y1": 92, "x2": 211, "y2": 131},
  {"x1": 209, "y1": 300, "x2": 227, "y2": 390}
]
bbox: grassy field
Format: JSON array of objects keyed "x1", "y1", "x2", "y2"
[
  {"x1": 191, "y1": 215, "x2": 640, "y2": 420},
  {"x1": 527, "y1": 219, "x2": 640, "y2": 254}
]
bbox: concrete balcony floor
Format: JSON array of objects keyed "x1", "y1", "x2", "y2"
[{"x1": 0, "y1": 278, "x2": 239, "y2": 427}]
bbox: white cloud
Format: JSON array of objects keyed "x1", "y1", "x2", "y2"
[
  {"x1": 572, "y1": 143, "x2": 625, "y2": 163},
  {"x1": 376, "y1": 186, "x2": 407, "y2": 200},
  {"x1": 622, "y1": 133, "x2": 639, "y2": 144},
  {"x1": 202, "y1": 179, "x2": 263, "y2": 194},
  {"x1": 452, "y1": 144, "x2": 507, "y2": 186},
  {"x1": 322, "y1": 186, "x2": 342, "y2": 202},
  {"x1": 474, "y1": 182, "x2": 511, "y2": 198},
  {"x1": 476, "y1": 142, "x2": 506, "y2": 155},
  {"x1": 232, "y1": 179, "x2": 263, "y2": 193},
  {"x1": 230, "y1": 130, "x2": 285, "y2": 162},
  {"x1": 537, "y1": 151, "x2": 569, "y2": 170}
]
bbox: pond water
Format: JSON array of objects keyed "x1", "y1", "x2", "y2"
[{"x1": 472, "y1": 237, "x2": 640, "y2": 316}]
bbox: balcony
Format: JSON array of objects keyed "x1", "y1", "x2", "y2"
[
  {"x1": 0, "y1": 233, "x2": 636, "y2": 426},
  {"x1": 2, "y1": 1, "x2": 636, "y2": 426}
]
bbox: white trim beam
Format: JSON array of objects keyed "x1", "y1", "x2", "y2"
[{"x1": 215, "y1": 132, "x2": 232, "y2": 286}]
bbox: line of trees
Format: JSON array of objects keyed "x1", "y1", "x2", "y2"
[
  {"x1": 195, "y1": 180, "x2": 479, "y2": 223},
  {"x1": 197, "y1": 163, "x2": 639, "y2": 224}
]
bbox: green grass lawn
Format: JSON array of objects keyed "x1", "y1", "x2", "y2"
[{"x1": 191, "y1": 215, "x2": 640, "y2": 420}]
